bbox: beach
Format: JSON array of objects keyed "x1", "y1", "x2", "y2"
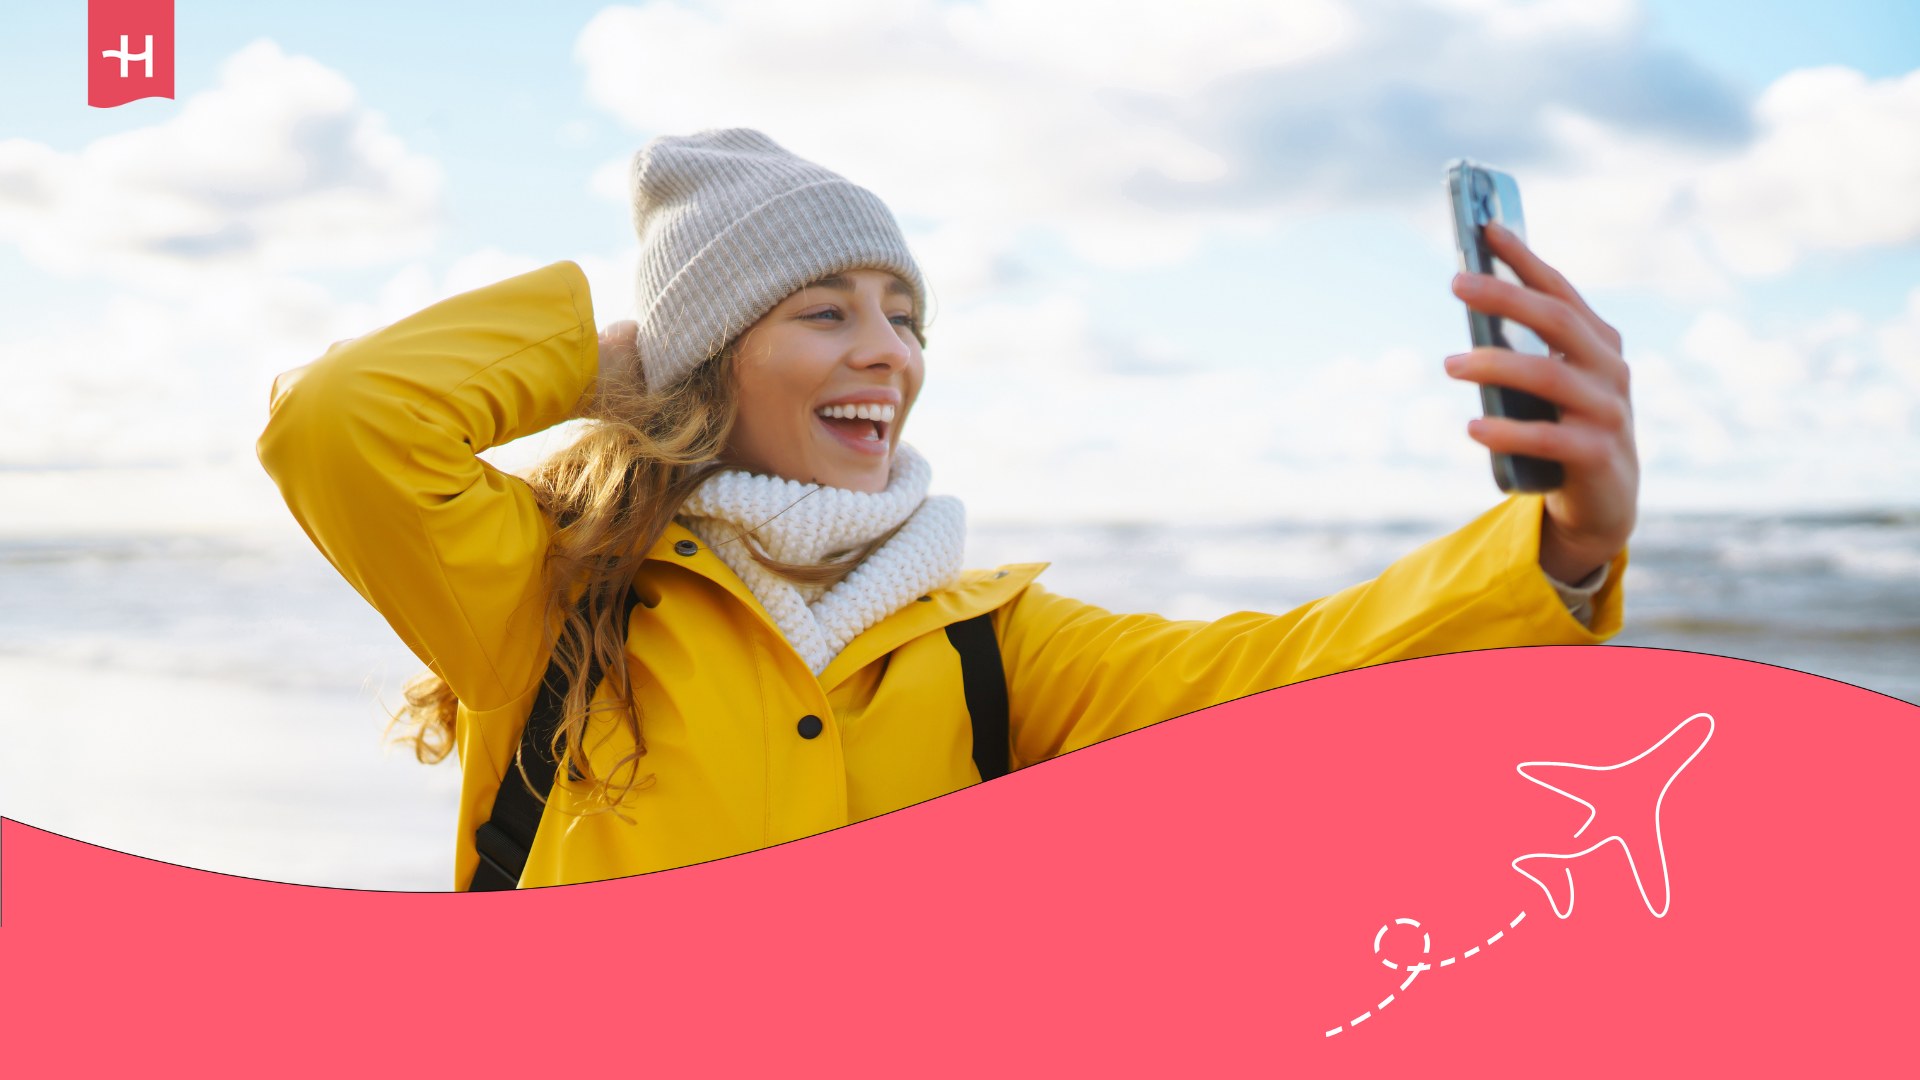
[{"x1": 2, "y1": 510, "x2": 1914, "y2": 890}]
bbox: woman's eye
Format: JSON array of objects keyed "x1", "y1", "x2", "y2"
[
  {"x1": 889, "y1": 314, "x2": 914, "y2": 328},
  {"x1": 802, "y1": 308, "x2": 842, "y2": 322}
]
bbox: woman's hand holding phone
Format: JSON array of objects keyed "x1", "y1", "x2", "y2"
[{"x1": 1443, "y1": 222, "x2": 1639, "y2": 585}]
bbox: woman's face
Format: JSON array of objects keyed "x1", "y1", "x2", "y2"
[{"x1": 723, "y1": 268, "x2": 923, "y2": 494}]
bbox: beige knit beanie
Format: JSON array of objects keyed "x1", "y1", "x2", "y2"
[{"x1": 627, "y1": 128, "x2": 927, "y2": 391}]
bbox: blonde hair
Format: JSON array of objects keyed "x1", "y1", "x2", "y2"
[{"x1": 390, "y1": 327, "x2": 910, "y2": 811}]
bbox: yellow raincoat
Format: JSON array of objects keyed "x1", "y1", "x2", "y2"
[{"x1": 258, "y1": 262, "x2": 1626, "y2": 890}]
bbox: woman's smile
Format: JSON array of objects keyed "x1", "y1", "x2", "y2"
[
  {"x1": 725, "y1": 268, "x2": 923, "y2": 492},
  {"x1": 813, "y1": 393, "x2": 900, "y2": 454}
]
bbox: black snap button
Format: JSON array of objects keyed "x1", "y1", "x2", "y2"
[
  {"x1": 673, "y1": 539, "x2": 698, "y2": 557},
  {"x1": 797, "y1": 715, "x2": 823, "y2": 739},
  {"x1": 916, "y1": 595, "x2": 932, "y2": 602}
]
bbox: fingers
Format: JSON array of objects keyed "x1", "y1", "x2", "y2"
[
  {"x1": 1457, "y1": 226, "x2": 1639, "y2": 569},
  {"x1": 1452, "y1": 272, "x2": 1627, "y2": 387},
  {"x1": 1445, "y1": 347, "x2": 1628, "y2": 429},
  {"x1": 1482, "y1": 224, "x2": 1620, "y2": 351},
  {"x1": 597, "y1": 320, "x2": 640, "y2": 370},
  {"x1": 1465, "y1": 415, "x2": 1619, "y2": 472}
]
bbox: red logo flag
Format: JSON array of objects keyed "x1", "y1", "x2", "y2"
[{"x1": 88, "y1": 0, "x2": 174, "y2": 108}]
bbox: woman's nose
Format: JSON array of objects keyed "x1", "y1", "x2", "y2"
[{"x1": 847, "y1": 309, "x2": 911, "y2": 369}]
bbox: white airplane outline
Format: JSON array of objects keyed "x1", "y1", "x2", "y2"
[{"x1": 1509, "y1": 712, "x2": 1715, "y2": 919}]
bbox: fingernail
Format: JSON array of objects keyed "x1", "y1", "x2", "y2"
[
  {"x1": 1454, "y1": 273, "x2": 1481, "y2": 293},
  {"x1": 1444, "y1": 354, "x2": 1465, "y2": 374}
]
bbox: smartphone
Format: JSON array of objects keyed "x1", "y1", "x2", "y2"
[{"x1": 1446, "y1": 159, "x2": 1564, "y2": 493}]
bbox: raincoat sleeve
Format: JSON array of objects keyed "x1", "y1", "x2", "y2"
[
  {"x1": 256, "y1": 262, "x2": 597, "y2": 712},
  {"x1": 994, "y1": 494, "x2": 1627, "y2": 766}
]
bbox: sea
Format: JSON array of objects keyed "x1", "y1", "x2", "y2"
[{"x1": 2, "y1": 511, "x2": 1915, "y2": 890}]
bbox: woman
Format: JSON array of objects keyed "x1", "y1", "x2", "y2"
[{"x1": 258, "y1": 129, "x2": 1636, "y2": 891}]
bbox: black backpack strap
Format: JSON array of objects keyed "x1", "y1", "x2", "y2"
[
  {"x1": 469, "y1": 587, "x2": 640, "y2": 892},
  {"x1": 946, "y1": 612, "x2": 1011, "y2": 782}
]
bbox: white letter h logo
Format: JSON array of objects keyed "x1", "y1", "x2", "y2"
[{"x1": 103, "y1": 35, "x2": 153, "y2": 78}]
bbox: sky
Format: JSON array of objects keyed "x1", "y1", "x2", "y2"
[{"x1": 2, "y1": 0, "x2": 1917, "y2": 531}]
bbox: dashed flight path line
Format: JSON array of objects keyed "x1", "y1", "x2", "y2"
[{"x1": 1323, "y1": 911, "x2": 1525, "y2": 1037}]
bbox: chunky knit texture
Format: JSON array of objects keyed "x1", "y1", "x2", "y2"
[
  {"x1": 679, "y1": 445, "x2": 965, "y2": 675},
  {"x1": 629, "y1": 128, "x2": 927, "y2": 391}
]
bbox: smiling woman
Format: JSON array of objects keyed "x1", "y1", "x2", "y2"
[
  {"x1": 711, "y1": 269, "x2": 924, "y2": 494},
  {"x1": 257, "y1": 128, "x2": 1637, "y2": 891}
]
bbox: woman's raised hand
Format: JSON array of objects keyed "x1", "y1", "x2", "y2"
[
  {"x1": 1443, "y1": 222, "x2": 1639, "y2": 585},
  {"x1": 581, "y1": 320, "x2": 641, "y2": 418},
  {"x1": 598, "y1": 320, "x2": 640, "y2": 379}
]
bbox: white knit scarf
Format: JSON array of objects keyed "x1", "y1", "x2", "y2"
[{"x1": 679, "y1": 444, "x2": 966, "y2": 675}]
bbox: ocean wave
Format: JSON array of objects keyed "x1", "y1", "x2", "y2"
[{"x1": 3, "y1": 513, "x2": 1915, "y2": 703}]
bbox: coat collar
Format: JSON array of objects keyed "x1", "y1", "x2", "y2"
[
  {"x1": 643, "y1": 521, "x2": 1045, "y2": 693},
  {"x1": 815, "y1": 562, "x2": 1046, "y2": 691}
]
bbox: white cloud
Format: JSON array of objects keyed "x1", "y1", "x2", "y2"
[
  {"x1": 0, "y1": 39, "x2": 441, "y2": 287},
  {"x1": 569, "y1": 0, "x2": 1920, "y2": 516},
  {"x1": 574, "y1": 0, "x2": 1763, "y2": 292},
  {"x1": 0, "y1": 234, "x2": 645, "y2": 478},
  {"x1": 372, "y1": 246, "x2": 640, "y2": 328},
  {"x1": 1527, "y1": 65, "x2": 1920, "y2": 293},
  {"x1": 903, "y1": 294, "x2": 1494, "y2": 520},
  {"x1": 0, "y1": 40, "x2": 465, "y2": 476},
  {"x1": 576, "y1": 0, "x2": 1920, "y2": 300},
  {"x1": 7, "y1": 9, "x2": 1914, "y2": 530},
  {"x1": 370, "y1": 248, "x2": 545, "y2": 322},
  {"x1": 902, "y1": 284, "x2": 1920, "y2": 520},
  {"x1": 0, "y1": 271, "x2": 384, "y2": 470},
  {"x1": 588, "y1": 156, "x2": 628, "y2": 204},
  {"x1": 1697, "y1": 66, "x2": 1920, "y2": 274},
  {"x1": 1621, "y1": 302, "x2": 1919, "y2": 508},
  {"x1": 0, "y1": 27, "x2": 632, "y2": 477},
  {"x1": 576, "y1": 0, "x2": 1362, "y2": 286},
  {"x1": 1878, "y1": 285, "x2": 1920, "y2": 393}
]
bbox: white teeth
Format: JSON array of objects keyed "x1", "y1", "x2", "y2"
[{"x1": 817, "y1": 403, "x2": 898, "y2": 422}]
